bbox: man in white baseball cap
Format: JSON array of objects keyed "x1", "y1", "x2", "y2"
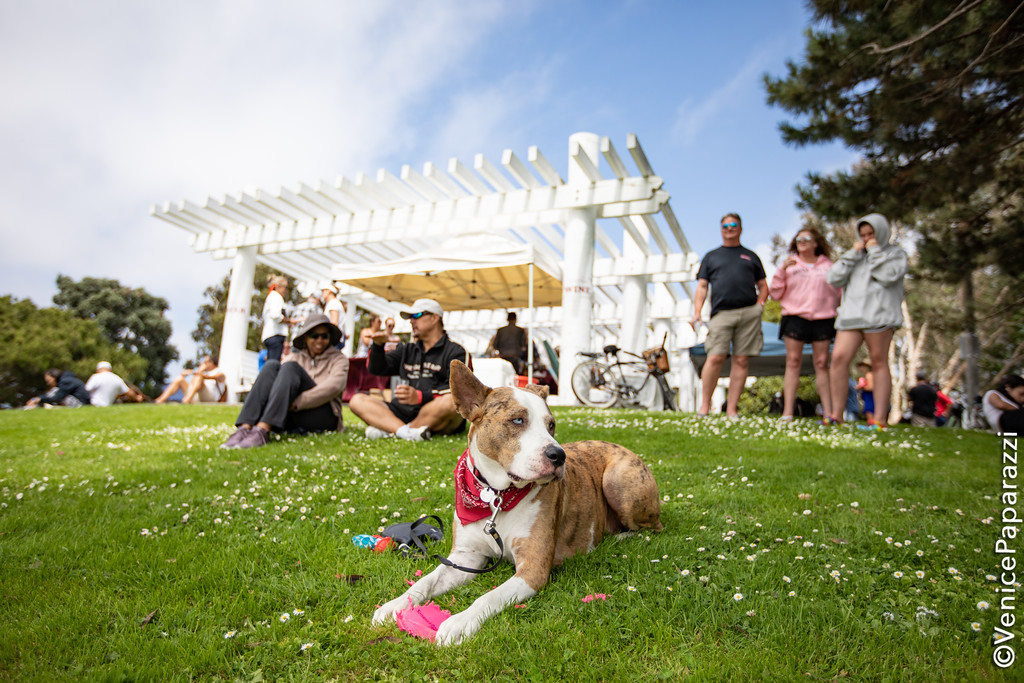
[{"x1": 350, "y1": 298, "x2": 469, "y2": 441}]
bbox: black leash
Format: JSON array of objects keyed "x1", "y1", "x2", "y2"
[{"x1": 423, "y1": 491, "x2": 507, "y2": 575}]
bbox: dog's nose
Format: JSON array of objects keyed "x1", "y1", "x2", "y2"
[{"x1": 543, "y1": 444, "x2": 566, "y2": 468}]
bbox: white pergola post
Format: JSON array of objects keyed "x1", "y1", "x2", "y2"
[
  {"x1": 219, "y1": 245, "x2": 257, "y2": 401},
  {"x1": 558, "y1": 132, "x2": 600, "y2": 404},
  {"x1": 343, "y1": 294, "x2": 358, "y2": 354},
  {"x1": 620, "y1": 216, "x2": 650, "y2": 354}
]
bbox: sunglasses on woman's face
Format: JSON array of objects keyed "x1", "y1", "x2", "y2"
[
  {"x1": 305, "y1": 332, "x2": 331, "y2": 340},
  {"x1": 795, "y1": 236, "x2": 815, "y2": 243}
]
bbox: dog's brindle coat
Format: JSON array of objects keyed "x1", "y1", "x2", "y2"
[{"x1": 372, "y1": 360, "x2": 662, "y2": 645}]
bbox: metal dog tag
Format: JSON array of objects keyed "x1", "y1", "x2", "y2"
[{"x1": 479, "y1": 488, "x2": 496, "y2": 505}]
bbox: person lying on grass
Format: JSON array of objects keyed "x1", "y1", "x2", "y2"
[{"x1": 221, "y1": 313, "x2": 349, "y2": 449}]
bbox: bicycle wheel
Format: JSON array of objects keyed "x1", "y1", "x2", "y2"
[{"x1": 571, "y1": 360, "x2": 619, "y2": 408}]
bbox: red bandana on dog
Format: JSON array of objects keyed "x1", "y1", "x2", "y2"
[{"x1": 454, "y1": 449, "x2": 534, "y2": 525}]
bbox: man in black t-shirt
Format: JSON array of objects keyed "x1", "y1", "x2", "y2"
[
  {"x1": 907, "y1": 370, "x2": 938, "y2": 427},
  {"x1": 690, "y1": 213, "x2": 768, "y2": 417},
  {"x1": 492, "y1": 311, "x2": 528, "y2": 374},
  {"x1": 350, "y1": 299, "x2": 469, "y2": 441}
]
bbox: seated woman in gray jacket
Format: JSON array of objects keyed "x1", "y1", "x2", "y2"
[
  {"x1": 825, "y1": 213, "x2": 908, "y2": 429},
  {"x1": 221, "y1": 313, "x2": 349, "y2": 449}
]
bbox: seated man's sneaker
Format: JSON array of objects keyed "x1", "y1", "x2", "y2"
[
  {"x1": 365, "y1": 426, "x2": 392, "y2": 440},
  {"x1": 396, "y1": 424, "x2": 431, "y2": 442}
]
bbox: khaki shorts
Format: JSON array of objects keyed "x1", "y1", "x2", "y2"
[{"x1": 704, "y1": 304, "x2": 764, "y2": 357}]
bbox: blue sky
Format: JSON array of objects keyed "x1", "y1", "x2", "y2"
[{"x1": 0, "y1": 0, "x2": 856, "y2": 372}]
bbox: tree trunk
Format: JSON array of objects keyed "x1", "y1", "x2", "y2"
[{"x1": 996, "y1": 336, "x2": 1024, "y2": 380}]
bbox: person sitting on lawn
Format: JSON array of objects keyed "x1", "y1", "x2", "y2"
[
  {"x1": 221, "y1": 313, "x2": 349, "y2": 449},
  {"x1": 85, "y1": 361, "x2": 144, "y2": 406},
  {"x1": 349, "y1": 298, "x2": 469, "y2": 441},
  {"x1": 155, "y1": 355, "x2": 226, "y2": 404},
  {"x1": 983, "y1": 374, "x2": 1024, "y2": 433},
  {"x1": 25, "y1": 368, "x2": 91, "y2": 408}
]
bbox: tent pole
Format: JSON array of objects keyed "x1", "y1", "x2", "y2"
[{"x1": 527, "y1": 262, "x2": 534, "y2": 382}]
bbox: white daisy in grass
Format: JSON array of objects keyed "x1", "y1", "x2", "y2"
[
  {"x1": 915, "y1": 571, "x2": 925, "y2": 579},
  {"x1": 681, "y1": 569, "x2": 691, "y2": 576},
  {"x1": 279, "y1": 613, "x2": 290, "y2": 623},
  {"x1": 783, "y1": 576, "x2": 791, "y2": 583},
  {"x1": 292, "y1": 609, "x2": 305, "y2": 616},
  {"x1": 893, "y1": 571, "x2": 904, "y2": 579},
  {"x1": 788, "y1": 591, "x2": 796, "y2": 597},
  {"x1": 223, "y1": 630, "x2": 237, "y2": 639},
  {"x1": 344, "y1": 615, "x2": 354, "y2": 623},
  {"x1": 978, "y1": 601, "x2": 990, "y2": 610},
  {"x1": 972, "y1": 623, "x2": 982, "y2": 632},
  {"x1": 300, "y1": 642, "x2": 314, "y2": 651},
  {"x1": 733, "y1": 593, "x2": 744, "y2": 602}
]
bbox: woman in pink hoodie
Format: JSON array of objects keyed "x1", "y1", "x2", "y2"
[{"x1": 769, "y1": 227, "x2": 841, "y2": 421}]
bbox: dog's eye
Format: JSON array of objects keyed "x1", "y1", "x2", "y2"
[{"x1": 511, "y1": 417, "x2": 524, "y2": 426}]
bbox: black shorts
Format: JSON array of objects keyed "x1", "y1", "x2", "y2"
[
  {"x1": 385, "y1": 399, "x2": 467, "y2": 434},
  {"x1": 779, "y1": 315, "x2": 836, "y2": 343},
  {"x1": 386, "y1": 401, "x2": 421, "y2": 423}
]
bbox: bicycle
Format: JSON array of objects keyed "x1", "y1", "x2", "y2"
[{"x1": 571, "y1": 343, "x2": 678, "y2": 411}]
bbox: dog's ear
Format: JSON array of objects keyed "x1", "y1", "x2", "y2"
[
  {"x1": 521, "y1": 382, "x2": 549, "y2": 401},
  {"x1": 449, "y1": 360, "x2": 490, "y2": 421}
]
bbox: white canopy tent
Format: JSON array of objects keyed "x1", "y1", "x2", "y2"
[
  {"x1": 334, "y1": 232, "x2": 563, "y2": 377},
  {"x1": 333, "y1": 233, "x2": 563, "y2": 310},
  {"x1": 152, "y1": 132, "x2": 704, "y2": 406}
]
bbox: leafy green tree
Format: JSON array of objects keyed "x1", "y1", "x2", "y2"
[
  {"x1": 192, "y1": 265, "x2": 304, "y2": 359},
  {"x1": 0, "y1": 296, "x2": 146, "y2": 406},
  {"x1": 52, "y1": 275, "x2": 177, "y2": 394}
]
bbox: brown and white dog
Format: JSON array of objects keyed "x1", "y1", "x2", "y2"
[{"x1": 372, "y1": 360, "x2": 662, "y2": 645}]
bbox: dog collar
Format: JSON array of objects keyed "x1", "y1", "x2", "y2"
[{"x1": 454, "y1": 449, "x2": 534, "y2": 525}]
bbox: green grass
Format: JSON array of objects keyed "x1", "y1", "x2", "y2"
[{"x1": 0, "y1": 404, "x2": 1016, "y2": 681}]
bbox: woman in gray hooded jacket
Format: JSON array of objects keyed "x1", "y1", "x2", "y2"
[{"x1": 825, "y1": 214, "x2": 908, "y2": 428}]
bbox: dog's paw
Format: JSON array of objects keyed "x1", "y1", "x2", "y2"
[
  {"x1": 372, "y1": 597, "x2": 408, "y2": 626},
  {"x1": 434, "y1": 610, "x2": 481, "y2": 646}
]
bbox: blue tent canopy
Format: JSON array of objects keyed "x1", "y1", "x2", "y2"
[{"x1": 688, "y1": 321, "x2": 818, "y2": 378}]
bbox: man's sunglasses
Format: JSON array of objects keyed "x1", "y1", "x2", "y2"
[
  {"x1": 305, "y1": 332, "x2": 331, "y2": 340},
  {"x1": 409, "y1": 311, "x2": 430, "y2": 319},
  {"x1": 721, "y1": 222, "x2": 740, "y2": 229}
]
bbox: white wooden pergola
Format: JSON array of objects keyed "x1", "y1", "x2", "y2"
[{"x1": 152, "y1": 132, "x2": 702, "y2": 406}]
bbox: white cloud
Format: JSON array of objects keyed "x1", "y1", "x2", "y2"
[
  {"x1": 670, "y1": 44, "x2": 779, "y2": 146},
  {"x1": 0, "y1": 1, "x2": 521, "y2": 370}
]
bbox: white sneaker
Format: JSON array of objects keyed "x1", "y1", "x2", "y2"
[
  {"x1": 364, "y1": 426, "x2": 392, "y2": 440},
  {"x1": 396, "y1": 424, "x2": 431, "y2": 441}
]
